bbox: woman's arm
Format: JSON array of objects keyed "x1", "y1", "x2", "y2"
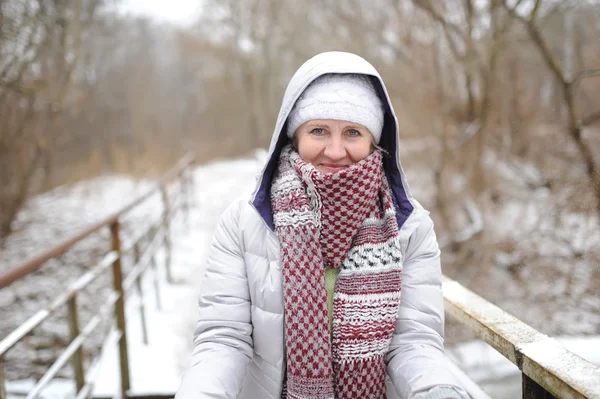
[
  {"x1": 175, "y1": 200, "x2": 253, "y2": 399},
  {"x1": 386, "y1": 214, "x2": 469, "y2": 399}
]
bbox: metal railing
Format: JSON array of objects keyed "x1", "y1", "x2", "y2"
[
  {"x1": 0, "y1": 152, "x2": 196, "y2": 399},
  {"x1": 443, "y1": 276, "x2": 600, "y2": 399}
]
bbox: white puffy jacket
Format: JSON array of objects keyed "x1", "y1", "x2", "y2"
[{"x1": 175, "y1": 52, "x2": 469, "y2": 399}]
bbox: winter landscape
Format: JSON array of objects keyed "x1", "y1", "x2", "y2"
[{"x1": 2, "y1": 0, "x2": 600, "y2": 398}]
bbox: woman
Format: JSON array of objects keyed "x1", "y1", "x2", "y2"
[{"x1": 175, "y1": 51, "x2": 469, "y2": 399}]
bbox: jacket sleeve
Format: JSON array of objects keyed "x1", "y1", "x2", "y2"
[
  {"x1": 175, "y1": 200, "x2": 253, "y2": 399},
  {"x1": 386, "y1": 215, "x2": 469, "y2": 399}
]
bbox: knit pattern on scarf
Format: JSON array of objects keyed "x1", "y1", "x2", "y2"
[{"x1": 271, "y1": 145, "x2": 403, "y2": 399}]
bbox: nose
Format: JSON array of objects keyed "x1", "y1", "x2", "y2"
[{"x1": 323, "y1": 136, "x2": 346, "y2": 161}]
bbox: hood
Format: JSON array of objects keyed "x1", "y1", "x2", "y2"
[{"x1": 250, "y1": 51, "x2": 415, "y2": 231}]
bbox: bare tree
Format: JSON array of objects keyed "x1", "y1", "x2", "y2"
[
  {"x1": 503, "y1": 0, "x2": 600, "y2": 222},
  {"x1": 0, "y1": 0, "x2": 113, "y2": 241}
]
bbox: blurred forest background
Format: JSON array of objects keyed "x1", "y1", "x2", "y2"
[{"x1": 1, "y1": 0, "x2": 600, "y2": 338}]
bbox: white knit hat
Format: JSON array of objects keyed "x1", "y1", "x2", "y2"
[{"x1": 286, "y1": 73, "x2": 384, "y2": 143}]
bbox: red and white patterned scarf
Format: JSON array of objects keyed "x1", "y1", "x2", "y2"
[{"x1": 271, "y1": 145, "x2": 403, "y2": 399}]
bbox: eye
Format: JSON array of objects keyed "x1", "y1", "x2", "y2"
[
  {"x1": 347, "y1": 129, "x2": 361, "y2": 137},
  {"x1": 310, "y1": 128, "x2": 325, "y2": 135}
]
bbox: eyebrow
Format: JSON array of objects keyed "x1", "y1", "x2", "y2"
[
  {"x1": 307, "y1": 123, "x2": 329, "y2": 128},
  {"x1": 306, "y1": 122, "x2": 364, "y2": 130}
]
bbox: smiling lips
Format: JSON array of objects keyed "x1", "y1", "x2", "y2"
[{"x1": 319, "y1": 163, "x2": 350, "y2": 174}]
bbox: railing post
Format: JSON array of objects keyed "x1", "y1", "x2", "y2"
[
  {"x1": 160, "y1": 185, "x2": 173, "y2": 283},
  {"x1": 188, "y1": 162, "x2": 195, "y2": 208},
  {"x1": 522, "y1": 373, "x2": 557, "y2": 399},
  {"x1": 134, "y1": 243, "x2": 148, "y2": 345},
  {"x1": 67, "y1": 295, "x2": 85, "y2": 392},
  {"x1": 150, "y1": 254, "x2": 162, "y2": 311},
  {"x1": 110, "y1": 221, "x2": 130, "y2": 398},
  {"x1": 0, "y1": 357, "x2": 7, "y2": 399},
  {"x1": 180, "y1": 169, "x2": 189, "y2": 230}
]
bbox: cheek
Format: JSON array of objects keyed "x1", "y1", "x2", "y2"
[
  {"x1": 297, "y1": 135, "x2": 323, "y2": 163},
  {"x1": 348, "y1": 140, "x2": 372, "y2": 162}
]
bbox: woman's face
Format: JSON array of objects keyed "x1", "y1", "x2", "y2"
[{"x1": 294, "y1": 119, "x2": 374, "y2": 174}]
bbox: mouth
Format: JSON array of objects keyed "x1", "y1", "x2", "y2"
[{"x1": 319, "y1": 163, "x2": 350, "y2": 173}]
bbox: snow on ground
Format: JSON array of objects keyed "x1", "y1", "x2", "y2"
[
  {"x1": 4, "y1": 154, "x2": 262, "y2": 399},
  {"x1": 0, "y1": 177, "x2": 155, "y2": 268},
  {"x1": 3, "y1": 149, "x2": 600, "y2": 399}
]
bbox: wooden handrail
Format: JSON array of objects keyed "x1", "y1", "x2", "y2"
[
  {"x1": 443, "y1": 276, "x2": 600, "y2": 399},
  {"x1": 0, "y1": 252, "x2": 118, "y2": 357}
]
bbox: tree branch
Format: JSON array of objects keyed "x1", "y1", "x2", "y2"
[
  {"x1": 571, "y1": 68, "x2": 600, "y2": 84},
  {"x1": 530, "y1": 0, "x2": 543, "y2": 21},
  {"x1": 409, "y1": 0, "x2": 466, "y2": 60},
  {"x1": 581, "y1": 110, "x2": 600, "y2": 127},
  {"x1": 502, "y1": 0, "x2": 566, "y2": 84},
  {"x1": 411, "y1": 0, "x2": 463, "y2": 36}
]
